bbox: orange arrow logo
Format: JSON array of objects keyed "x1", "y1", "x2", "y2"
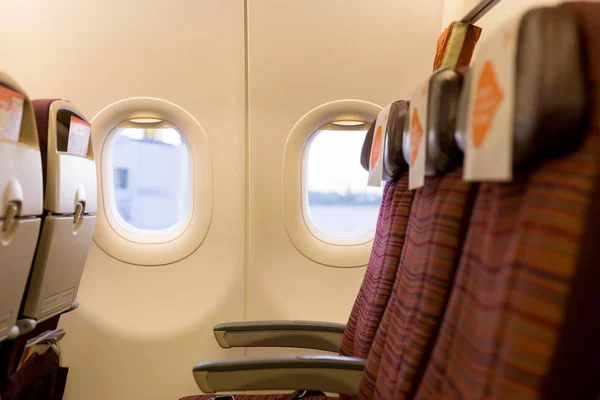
[
  {"x1": 471, "y1": 61, "x2": 504, "y2": 149},
  {"x1": 370, "y1": 125, "x2": 383, "y2": 170},
  {"x1": 410, "y1": 108, "x2": 424, "y2": 167}
]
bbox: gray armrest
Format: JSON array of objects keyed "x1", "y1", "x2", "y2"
[
  {"x1": 213, "y1": 321, "x2": 346, "y2": 353},
  {"x1": 193, "y1": 355, "x2": 364, "y2": 395}
]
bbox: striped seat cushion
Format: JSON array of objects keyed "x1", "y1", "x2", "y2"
[
  {"x1": 360, "y1": 169, "x2": 477, "y2": 399},
  {"x1": 415, "y1": 4, "x2": 600, "y2": 399},
  {"x1": 340, "y1": 174, "x2": 413, "y2": 359}
]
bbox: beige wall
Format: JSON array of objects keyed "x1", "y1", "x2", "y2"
[{"x1": 0, "y1": 1, "x2": 246, "y2": 399}]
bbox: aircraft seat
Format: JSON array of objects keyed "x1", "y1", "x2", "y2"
[
  {"x1": 415, "y1": 4, "x2": 595, "y2": 398},
  {"x1": 212, "y1": 101, "x2": 412, "y2": 359},
  {"x1": 358, "y1": 66, "x2": 478, "y2": 399},
  {"x1": 341, "y1": 100, "x2": 412, "y2": 359},
  {"x1": 18, "y1": 99, "x2": 97, "y2": 327},
  {"x1": 0, "y1": 73, "x2": 44, "y2": 343},
  {"x1": 189, "y1": 5, "x2": 597, "y2": 397}
]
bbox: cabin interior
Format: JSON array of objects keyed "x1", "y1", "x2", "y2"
[{"x1": 1, "y1": 0, "x2": 600, "y2": 399}]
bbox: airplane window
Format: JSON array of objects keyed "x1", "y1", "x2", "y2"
[
  {"x1": 305, "y1": 127, "x2": 383, "y2": 239},
  {"x1": 109, "y1": 127, "x2": 190, "y2": 231}
]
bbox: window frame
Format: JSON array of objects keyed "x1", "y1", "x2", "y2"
[
  {"x1": 92, "y1": 97, "x2": 213, "y2": 266},
  {"x1": 282, "y1": 100, "x2": 382, "y2": 268}
]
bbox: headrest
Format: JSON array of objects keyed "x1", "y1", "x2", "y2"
[
  {"x1": 457, "y1": 5, "x2": 586, "y2": 177},
  {"x1": 403, "y1": 68, "x2": 464, "y2": 177},
  {"x1": 32, "y1": 99, "x2": 91, "y2": 187},
  {"x1": 361, "y1": 100, "x2": 409, "y2": 181}
]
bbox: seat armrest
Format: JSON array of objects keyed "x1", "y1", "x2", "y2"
[
  {"x1": 193, "y1": 355, "x2": 364, "y2": 395},
  {"x1": 213, "y1": 321, "x2": 346, "y2": 353}
]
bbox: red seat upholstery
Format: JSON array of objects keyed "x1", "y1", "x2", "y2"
[
  {"x1": 339, "y1": 175, "x2": 413, "y2": 359},
  {"x1": 360, "y1": 170, "x2": 477, "y2": 399}
]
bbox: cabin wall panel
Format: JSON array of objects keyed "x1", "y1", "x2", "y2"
[{"x1": 0, "y1": 1, "x2": 246, "y2": 399}]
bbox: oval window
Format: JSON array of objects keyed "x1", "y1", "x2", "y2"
[
  {"x1": 92, "y1": 97, "x2": 213, "y2": 266},
  {"x1": 304, "y1": 124, "x2": 383, "y2": 241},
  {"x1": 109, "y1": 126, "x2": 191, "y2": 233},
  {"x1": 282, "y1": 99, "x2": 382, "y2": 267}
]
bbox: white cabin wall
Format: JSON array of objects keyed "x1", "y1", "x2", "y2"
[
  {"x1": 246, "y1": 0, "x2": 445, "y2": 358},
  {"x1": 0, "y1": 1, "x2": 246, "y2": 399}
]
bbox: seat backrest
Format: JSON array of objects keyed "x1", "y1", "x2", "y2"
[
  {"x1": 342, "y1": 19, "x2": 484, "y2": 361},
  {"x1": 0, "y1": 73, "x2": 44, "y2": 343},
  {"x1": 358, "y1": 63, "x2": 479, "y2": 399},
  {"x1": 20, "y1": 99, "x2": 97, "y2": 322},
  {"x1": 339, "y1": 102, "x2": 413, "y2": 359},
  {"x1": 415, "y1": 4, "x2": 598, "y2": 399}
]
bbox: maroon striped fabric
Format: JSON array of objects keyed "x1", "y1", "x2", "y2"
[
  {"x1": 414, "y1": 4, "x2": 600, "y2": 399},
  {"x1": 181, "y1": 176, "x2": 413, "y2": 400},
  {"x1": 359, "y1": 169, "x2": 476, "y2": 399},
  {"x1": 340, "y1": 174, "x2": 413, "y2": 359}
]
